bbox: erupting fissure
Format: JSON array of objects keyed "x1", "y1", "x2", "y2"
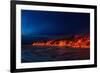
[{"x1": 32, "y1": 35, "x2": 90, "y2": 48}]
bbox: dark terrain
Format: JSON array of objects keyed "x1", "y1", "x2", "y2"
[{"x1": 21, "y1": 45, "x2": 90, "y2": 63}]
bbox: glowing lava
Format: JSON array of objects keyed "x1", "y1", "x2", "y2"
[{"x1": 32, "y1": 35, "x2": 90, "y2": 48}]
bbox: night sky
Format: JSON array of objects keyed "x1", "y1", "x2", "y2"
[
  {"x1": 21, "y1": 10, "x2": 90, "y2": 44},
  {"x1": 21, "y1": 10, "x2": 90, "y2": 36}
]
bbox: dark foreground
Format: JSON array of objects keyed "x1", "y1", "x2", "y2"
[{"x1": 21, "y1": 45, "x2": 90, "y2": 63}]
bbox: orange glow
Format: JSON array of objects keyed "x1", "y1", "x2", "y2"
[{"x1": 32, "y1": 35, "x2": 90, "y2": 48}]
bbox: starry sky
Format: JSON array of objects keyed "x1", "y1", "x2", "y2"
[{"x1": 21, "y1": 10, "x2": 90, "y2": 36}]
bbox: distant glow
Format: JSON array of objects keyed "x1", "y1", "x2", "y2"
[{"x1": 32, "y1": 34, "x2": 90, "y2": 48}]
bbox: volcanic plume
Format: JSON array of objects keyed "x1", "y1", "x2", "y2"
[{"x1": 32, "y1": 34, "x2": 90, "y2": 49}]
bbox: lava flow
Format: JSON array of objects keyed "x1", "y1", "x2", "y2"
[{"x1": 32, "y1": 35, "x2": 90, "y2": 48}]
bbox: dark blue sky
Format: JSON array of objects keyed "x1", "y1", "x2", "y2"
[{"x1": 21, "y1": 10, "x2": 90, "y2": 36}]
